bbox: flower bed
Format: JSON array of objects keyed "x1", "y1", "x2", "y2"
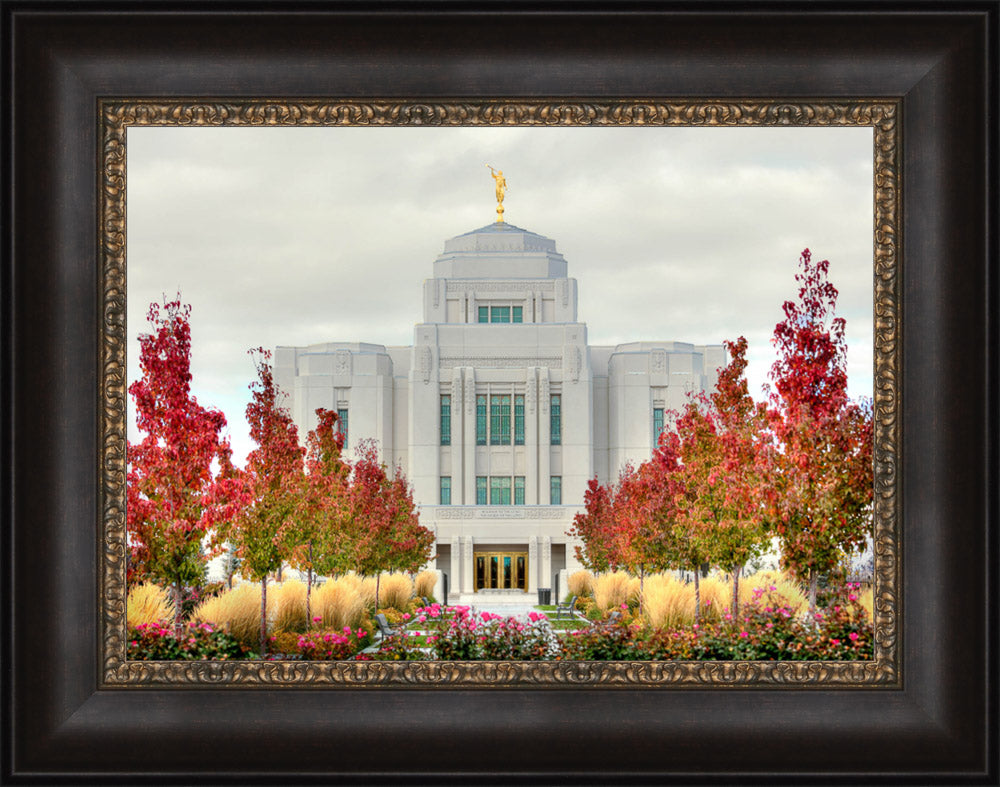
[{"x1": 127, "y1": 621, "x2": 249, "y2": 660}]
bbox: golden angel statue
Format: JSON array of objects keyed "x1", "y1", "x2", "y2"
[{"x1": 486, "y1": 165, "x2": 507, "y2": 222}]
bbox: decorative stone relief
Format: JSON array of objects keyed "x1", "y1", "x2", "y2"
[
  {"x1": 558, "y1": 279, "x2": 569, "y2": 306},
  {"x1": 334, "y1": 349, "x2": 351, "y2": 376},
  {"x1": 448, "y1": 280, "x2": 554, "y2": 293},
  {"x1": 541, "y1": 375, "x2": 550, "y2": 414},
  {"x1": 430, "y1": 507, "x2": 568, "y2": 520},
  {"x1": 564, "y1": 346, "x2": 581, "y2": 383},
  {"x1": 440, "y1": 356, "x2": 560, "y2": 369},
  {"x1": 527, "y1": 371, "x2": 537, "y2": 414},
  {"x1": 650, "y1": 349, "x2": 667, "y2": 374},
  {"x1": 417, "y1": 346, "x2": 432, "y2": 383},
  {"x1": 465, "y1": 370, "x2": 475, "y2": 415}
]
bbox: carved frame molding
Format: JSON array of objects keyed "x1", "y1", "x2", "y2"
[{"x1": 100, "y1": 99, "x2": 898, "y2": 687}]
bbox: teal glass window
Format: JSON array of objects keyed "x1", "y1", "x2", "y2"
[
  {"x1": 490, "y1": 394, "x2": 511, "y2": 445},
  {"x1": 476, "y1": 395, "x2": 487, "y2": 445},
  {"x1": 512, "y1": 306, "x2": 523, "y2": 323},
  {"x1": 478, "y1": 306, "x2": 489, "y2": 323},
  {"x1": 490, "y1": 476, "x2": 512, "y2": 505},
  {"x1": 440, "y1": 394, "x2": 451, "y2": 445},
  {"x1": 550, "y1": 394, "x2": 561, "y2": 445},
  {"x1": 440, "y1": 477, "x2": 451, "y2": 505},
  {"x1": 337, "y1": 408, "x2": 349, "y2": 445},
  {"x1": 550, "y1": 476, "x2": 562, "y2": 505},
  {"x1": 514, "y1": 394, "x2": 525, "y2": 445},
  {"x1": 653, "y1": 407, "x2": 664, "y2": 445},
  {"x1": 476, "y1": 476, "x2": 487, "y2": 505},
  {"x1": 490, "y1": 306, "x2": 511, "y2": 323},
  {"x1": 514, "y1": 476, "x2": 525, "y2": 505}
]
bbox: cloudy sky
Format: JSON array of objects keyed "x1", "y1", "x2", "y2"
[{"x1": 127, "y1": 125, "x2": 874, "y2": 466}]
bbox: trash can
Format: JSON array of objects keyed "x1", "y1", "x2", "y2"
[{"x1": 537, "y1": 588, "x2": 551, "y2": 606}]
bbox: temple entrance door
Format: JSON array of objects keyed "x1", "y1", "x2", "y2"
[{"x1": 474, "y1": 551, "x2": 528, "y2": 592}]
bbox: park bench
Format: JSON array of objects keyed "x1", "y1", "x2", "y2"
[
  {"x1": 373, "y1": 613, "x2": 398, "y2": 643},
  {"x1": 555, "y1": 595, "x2": 578, "y2": 620}
]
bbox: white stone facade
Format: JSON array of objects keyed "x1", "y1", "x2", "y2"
[{"x1": 275, "y1": 222, "x2": 724, "y2": 601}]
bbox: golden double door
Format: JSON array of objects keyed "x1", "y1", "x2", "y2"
[{"x1": 474, "y1": 551, "x2": 528, "y2": 592}]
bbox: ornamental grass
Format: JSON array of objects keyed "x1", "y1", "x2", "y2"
[
  {"x1": 568, "y1": 570, "x2": 594, "y2": 599},
  {"x1": 592, "y1": 571, "x2": 632, "y2": 613},
  {"x1": 378, "y1": 572, "x2": 414, "y2": 611},
  {"x1": 738, "y1": 570, "x2": 808, "y2": 616},
  {"x1": 190, "y1": 582, "x2": 261, "y2": 647},
  {"x1": 126, "y1": 583, "x2": 174, "y2": 630},
  {"x1": 697, "y1": 575, "x2": 730, "y2": 623},
  {"x1": 642, "y1": 574, "x2": 695, "y2": 630},
  {"x1": 313, "y1": 577, "x2": 366, "y2": 631},
  {"x1": 414, "y1": 569, "x2": 437, "y2": 600},
  {"x1": 857, "y1": 586, "x2": 874, "y2": 621},
  {"x1": 270, "y1": 579, "x2": 308, "y2": 633}
]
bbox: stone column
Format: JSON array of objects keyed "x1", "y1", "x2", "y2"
[
  {"x1": 450, "y1": 535, "x2": 461, "y2": 602},
  {"x1": 451, "y1": 368, "x2": 464, "y2": 505},
  {"x1": 541, "y1": 536, "x2": 552, "y2": 591},
  {"x1": 527, "y1": 536, "x2": 539, "y2": 594},
  {"x1": 539, "y1": 368, "x2": 551, "y2": 503},
  {"x1": 461, "y1": 535, "x2": 475, "y2": 594},
  {"x1": 463, "y1": 367, "x2": 476, "y2": 504},
  {"x1": 525, "y1": 368, "x2": 539, "y2": 504}
]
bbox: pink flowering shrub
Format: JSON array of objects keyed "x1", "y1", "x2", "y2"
[
  {"x1": 639, "y1": 584, "x2": 873, "y2": 661},
  {"x1": 127, "y1": 621, "x2": 248, "y2": 660},
  {"x1": 295, "y1": 626, "x2": 371, "y2": 660},
  {"x1": 420, "y1": 604, "x2": 557, "y2": 660},
  {"x1": 557, "y1": 617, "x2": 646, "y2": 660}
]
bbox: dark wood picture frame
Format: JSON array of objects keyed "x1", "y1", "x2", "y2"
[{"x1": 3, "y1": 3, "x2": 996, "y2": 782}]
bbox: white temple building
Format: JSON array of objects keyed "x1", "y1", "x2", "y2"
[{"x1": 274, "y1": 219, "x2": 725, "y2": 603}]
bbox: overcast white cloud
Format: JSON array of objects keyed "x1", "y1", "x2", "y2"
[{"x1": 127, "y1": 125, "x2": 874, "y2": 466}]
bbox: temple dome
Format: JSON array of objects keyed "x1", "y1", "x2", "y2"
[{"x1": 434, "y1": 222, "x2": 568, "y2": 280}]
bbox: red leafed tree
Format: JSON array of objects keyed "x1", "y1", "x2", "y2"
[
  {"x1": 127, "y1": 297, "x2": 229, "y2": 635},
  {"x1": 671, "y1": 337, "x2": 771, "y2": 617},
  {"x1": 225, "y1": 349, "x2": 305, "y2": 656},
  {"x1": 569, "y1": 457, "x2": 678, "y2": 614},
  {"x1": 766, "y1": 249, "x2": 874, "y2": 612},
  {"x1": 294, "y1": 408, "x2": 351, "y2": 625},
  {"x1": 342, "y1": 440, "x2": 434, "y2": 608},
  {"x1": 568, "y1": 477, "x2": 619, "y2": 573}
]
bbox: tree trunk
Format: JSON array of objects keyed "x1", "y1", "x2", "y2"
[
  {"x1": 173, "y1": 581, "x2": 183, "y2": 638},
  {"x1": 306, "y1": 542, "x2": 313, "y2": 628},
  {"x1": 808, "y1": 569, "x2": 818, "y2": 617},
  {"x1": 375, "y1": 573, "x2": 381, "y2": 609},
  {"x1": 260, "y1": 577, "x2": 268, "y2": 658},
  {"x1": 731, "y1": 565, "x2": 742, "y2": 618},
  {"x1": 638, "y1": 567, "x2": 645, "y2": 616},
  {"x1": 694, "y1": 570, "x2": 701, "y2": 625}
]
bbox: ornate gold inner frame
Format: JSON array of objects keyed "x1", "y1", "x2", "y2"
[{"x1": 100, "y1": 100, "x2": 899, "y2": 687}]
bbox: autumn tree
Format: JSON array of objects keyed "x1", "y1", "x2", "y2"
[
  {"x1": 670, "y1": 338, "x2": 771, "y2": 617},
  {"x1": 341, "y1": 440, "x2": 434, "y2": 608},
  {"x1": 766, "y1": 249, "x2": 874, "y2": 612},
  {"x1": 225, "y1": 349, "x2": 305, "y2": 656},
  {"x1": 570, "y1": 456, "x2": 679, "y2": 615},
  {"x1": 294, "y1": 408, "x2": 351, "y2": 624},
  {"x1": 568, "y1": 477, "x2": 619, "y2": 573},
  {"x1": 127, "y1": 297, "x2": 229, "y2": 635}
]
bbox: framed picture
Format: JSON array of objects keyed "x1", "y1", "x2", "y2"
[
  {"x1": 5, "y1": 3, "x2": 995, "y2": 782},
  {"x1": 116, "y1": 115, "x2": 887, "y2": 684}
]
